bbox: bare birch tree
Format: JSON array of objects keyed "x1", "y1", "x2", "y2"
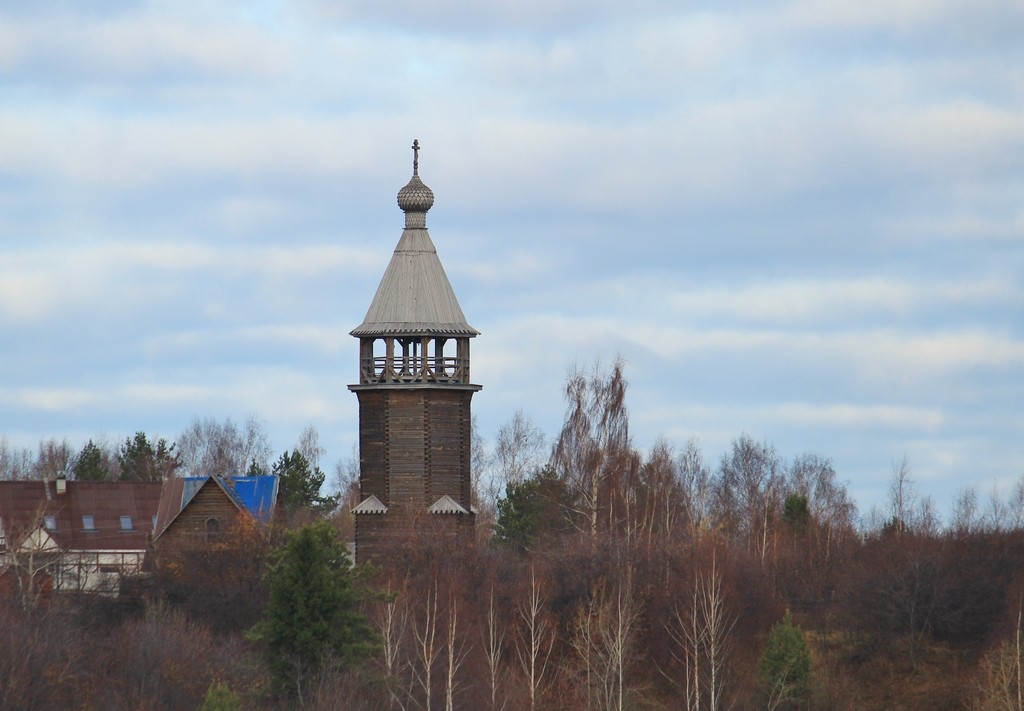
[
  {"x1": 666, "y1": 556, "x2": 735, "y2": 711},
  {"x1": 33, "y1": 439, "x2": 73, "y2": 480},
  {"x1": 175, "y1": 415, "x2": 272, "y2": 477},
  {"x1": 678, "y1": 438, "x2": 714, "y2": 541},
  {"x1": 412, "y1": 583, "x2": 441, "y2": 711},
  {"x1": 376, "y1": 585, "x2": 411, "y2": 710},
  {"x1": 572, "y1": 579, "x2": 642, "y2": 711},
  {"x1": 716, "y1": 435, "x2": 782, "y2": 561},
  {"x1": 443, "y1": 594, "x2": 467, "y2": 711},
  {"x1": 482, "y1": 587, "x2": 509, "y2": 711},
  {"x1": 976, "y1": 598, "x2": 1024, "y2": 711},
  {"x1": 487, "y1": 410, "x2": 547, "y2": 506},
  {"x1": 4, "y1": 506, "x2": 61, "y2": 608},
  {"x1": 551, "y1": 357, "x2": 631, "y2": 540},
  {"x1": 635, "y1": 439, "x2": 685, "y2": 546},
  {"x1": 515, "y1": 567, "x2": 555, "y2": 711},
  {"x1": 0, "y1": 438, "x2": 36, "y2": 480},
  {"x1": 889, "y1": 454, "x2": 915, "y2": 535}
]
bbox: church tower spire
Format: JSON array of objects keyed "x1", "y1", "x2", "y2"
[{"x1": 349, "y1": 141, "x2": 481, "y2": 561}]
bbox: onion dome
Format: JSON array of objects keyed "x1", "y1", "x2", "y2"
[
  {"x1": 397, "y1": 177, "x2": 434, "y2": 214},
  {"x1": 397, "y1": 139, "x2": 435, "y2": 217}
]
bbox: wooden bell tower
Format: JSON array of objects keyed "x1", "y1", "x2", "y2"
[{"x1": 348, "y1": 141, "x2": 481, "y2": 561}]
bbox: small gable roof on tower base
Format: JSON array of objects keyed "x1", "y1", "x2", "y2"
[
  {"x1": 352, "y1": 495, "x2": 388, "y2": 515},
  {"x1": 427, "y1": 494, "x2": 469, "y2": 515}
]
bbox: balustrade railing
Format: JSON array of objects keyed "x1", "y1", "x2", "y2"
[{"x1": 360, "y1": 356, "x2": 469, "y2": 384}]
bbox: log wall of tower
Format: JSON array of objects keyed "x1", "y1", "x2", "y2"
[{"x1": 354, "y1": 387, "x2": 475, "y2": 561}]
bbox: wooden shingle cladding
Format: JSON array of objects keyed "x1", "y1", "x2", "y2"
[{"x1": 350, "y1": 229, "x2": 479, "y2": 339}]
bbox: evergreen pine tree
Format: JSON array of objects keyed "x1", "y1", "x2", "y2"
[
  {"x1": 73, "y1": 440, "x2": 108, "y2": 481},
  {"x1": 248, "y1": 521, "x2": 377, "y2": 698},
  {"x1": 200, "y1": 681, "x2": 241, "y2": 711},
  {"x1": 757, "y1": 610, "x2": 812, "y2": 709},
  {"x1": 273, "y1": 450, "x2": 340, "y2": 514}
]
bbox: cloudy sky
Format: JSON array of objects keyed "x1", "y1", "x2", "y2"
[{"x1": 1, "y1": 0, "x2": 1022, "y2": 519}]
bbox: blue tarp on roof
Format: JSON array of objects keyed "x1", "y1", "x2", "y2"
[{"x1": 180, "y1": 475, "x2": 278, "y2": 523}]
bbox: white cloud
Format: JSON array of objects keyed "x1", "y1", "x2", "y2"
[
  {"x1": 140, "y1": 325, "x2": 349, "y2": 359},
  {"x1": 118, "y1": 383, "x2": 215, "y2": 405},
  {"x1": 775, "y1": 402, "x2": 945, "y2": 429},
  {"x1": 669, "y1": 278, "x2": 919, "y2": 323},
  {"x1": 0, "y1": 388, "x2": 99, "y2": 413},
  {"x1": 0, "y1": 271, "x2": 63, "y2": 324},
  {"x1": 0, "y1": 12, "x2": 290, "y2": 79},
  {"x1": 645, "y1": 399, "x2": 944, "y2": 433},
  {"x1": 0, "y1": 241, "x2": 382, "y2": 326},
  {"x1": 455, "y1": 250, "x2": 552, "y2": 285},
  {"x1": 482, "y1": 305, "x2": 1024, "y2": 395},
  {"x1": 888, "y1": 211, "x2": 1024, "y2": 243},
  {"x1": 666, "y1": 275, "x2": 1022, "y2": 324},
  {"x1": 783, "y1": 0, "x2": 1024, "y2": 36},
  {"x1": 0, "y1": 112, "x2": 401, "y2": 188}
]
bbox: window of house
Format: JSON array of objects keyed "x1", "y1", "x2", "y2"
[
  {"x1": 82, "y1": 515, "x2": 96, "y2": 531},
  {"x1": 0, "y1": 515, "x2": 5, "y2": 542},
  {"x1": 119, "y1": 515, "x2": 133, "y2": 531},
  {"x1": 151, "y1": 515, "x2": 158, "y2": 531},
  {"x1": 44, "y1": 515, "x2": 57, "y2": 531},
  {"x1": 205, "y1": 517, "x2": 221, "y2": 540}
]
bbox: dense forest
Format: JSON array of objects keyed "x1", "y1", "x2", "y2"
[{"x1": 2, "y1": 359, "x2": 1023, "y2": 710}]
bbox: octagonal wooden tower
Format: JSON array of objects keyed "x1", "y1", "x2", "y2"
[{"x1": 348, "y1": 141, "x2": 480, "y2": 561}]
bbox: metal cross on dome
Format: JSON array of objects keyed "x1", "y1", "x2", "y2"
[{"x1": 412, "y1": 139, "x2": 420, "y2": 175}]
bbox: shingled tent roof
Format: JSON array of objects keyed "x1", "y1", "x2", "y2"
[{"x1": 351, "y1": 141, "x2": 479, "y2": 338}]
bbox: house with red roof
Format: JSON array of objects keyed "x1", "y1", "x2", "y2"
[{"x1": 0, "y1": 478, "x2": 161, "y2": 601}]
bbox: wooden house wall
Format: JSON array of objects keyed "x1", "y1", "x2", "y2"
[{"x1": 154, "y1": 483, "x2": 239, "y2": 552}]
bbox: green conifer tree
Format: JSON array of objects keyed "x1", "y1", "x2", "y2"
[
  {"x1": 273, "y1": 450, "x2": 340, "y2": 514},
  {"x1": 782, "y1": 493, "x2": 811, "y2": 536},
  {"x1": 200, "y1": 681, "x2": 241, "y2": 711},
  {"x1": 493, "y1": 466, "x2": 571, "y2": 553},
  {"x1": 248, "y1": 521, "x2": 377, "y2": 698},
  {"x1": 73, "y1": 440, "x2": 108, "y2": 481},
  {"x1": 757, "y1": 610, "x2": 812, "y2": 710}
]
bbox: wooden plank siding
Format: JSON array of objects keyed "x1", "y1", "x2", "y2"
[
  {"x1": 427, "y1": 393, "x2": 471, "y2": 505},
  {"x1": 357, "y1": 395, "x2": 389, "y2": 504},
  {"x1": 152, "y1": 480, "x2": 242, "y2": 553},
  {"x1": 388, "y1": 390, "x2": 427, "y2": 513},
  {"x1": 354, "y1": 386, "x2": 476, "y2": 561}
]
